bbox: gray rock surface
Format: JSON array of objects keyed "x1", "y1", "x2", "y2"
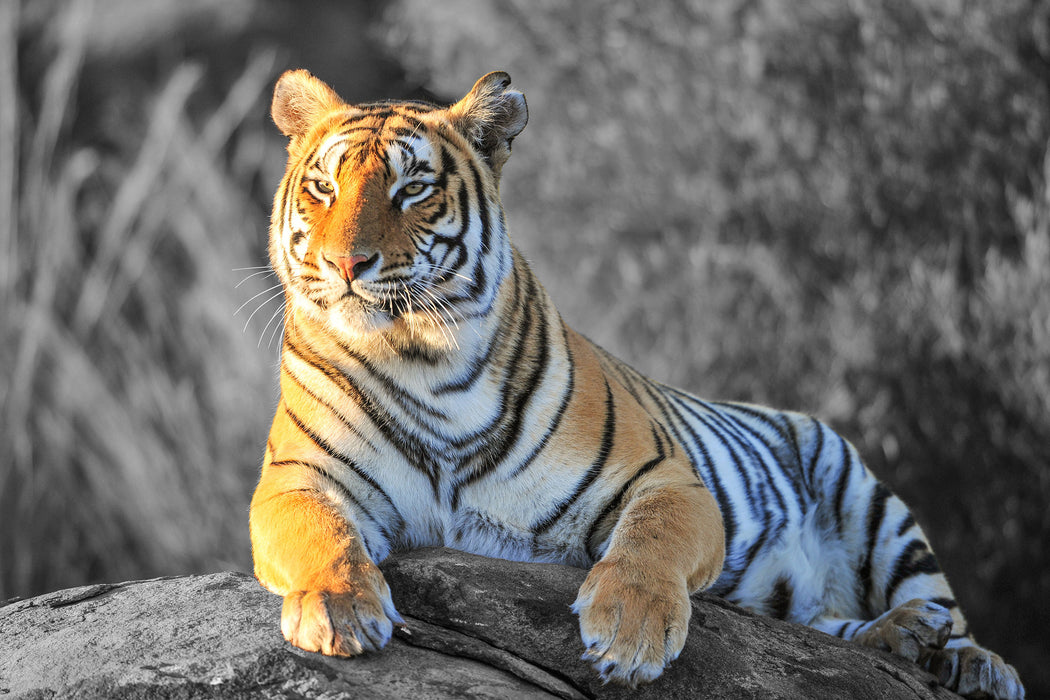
[{"x1": 0, "y1": 547, "x2": 956, "y2": 699}]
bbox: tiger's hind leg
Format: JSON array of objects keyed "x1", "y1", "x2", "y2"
[
  {"x1": 803, "y1": 423, "x2": 1024, "y2": 699},
  {"x1": 813, "y1": 598, "x2": 951, "y2": 663},
  {"x1": 813, "y1": 603, "x2": 1023, "y2": 700}
]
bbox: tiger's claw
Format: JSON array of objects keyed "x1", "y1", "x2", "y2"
[{"x1": 572, "y1": 559, "x2": 690, "y2": 687}]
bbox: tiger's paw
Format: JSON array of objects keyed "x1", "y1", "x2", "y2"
[
  {"x1": 572, "y1": 558, "x2": 691, "y2": 687},
  {"x1": 854, "y1": 598, "x2": 953, "y2": 662},
  {"x1": 280, "y1": 565, "x2": 405, "y2": 657},
  {"x1": 925, "y1": 644, "x2": 1025, "y2": 700}
]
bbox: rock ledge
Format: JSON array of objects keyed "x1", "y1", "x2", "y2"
[{"x1": 0, "y1": 548, "x2": 957, "y2": 699}]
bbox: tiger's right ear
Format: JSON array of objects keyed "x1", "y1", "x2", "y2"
[{"x1": 271, "y1": 69, "x2": 345, "y2": 140}]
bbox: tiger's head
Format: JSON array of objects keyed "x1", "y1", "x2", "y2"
[{"x1": 269, "y1": 70, "x2": 528, "y2": 351}]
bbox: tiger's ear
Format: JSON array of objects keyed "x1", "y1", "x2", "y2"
[
  {"x1": 271, "y1": 69, "x2": 345, "y2": 140},
  {"x1": 448, "y1": 71, "x2": 528, "y2": 173}
]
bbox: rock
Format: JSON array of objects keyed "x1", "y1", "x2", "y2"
[{"x1": 0, "y1": 548, "x2": 956, "y2": 699}]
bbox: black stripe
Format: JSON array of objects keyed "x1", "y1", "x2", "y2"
[
  {"x1": 884, "y1": 539, "x2": 941, "y2": 605},
  {"x1": 672, "y1": 392, "x2": 764, "y2": 524},
  {"x1": 832, "y1": 437, "x2": 854, "y2": 535},
  {"x1": 896, "y1": 513, "x2": 916, "y2": 537},
  {"x1": 284, "y1": 338, "x2": 410, "y2": 443},
  {"x1": 659, "y1": 393, "x2": 738, "y2": 588},
  {"x1": 431, "y1": 178, "x2": 469, "y2": 256},
  {"x1": 470, "y1": 160, "x2": 492, "y2": 256},
  {"x1": 532, "y1": 379, "x2": 617, "y2": 536},
  {"x1": 432, "y1": 331, "x2": 499, "y2": 394},
  {"x1": 859, "y1": 483, "x2": 892, "y2": 612},
  {"x1": 460, "y1": 269, "x2": 538, "y2": 455},
  {"x1": 330, "y1": 125, "x2": 388, "y2": 138},
  {"x1": 440, "y1": 144, "x2": 458, "y2": 175},
  {"x1": 804, "y1": 416, "x2": 825, "y2": 488},
  {"x1": 465, "y1": 164, "x2": 493, "y2": 291},
  {"x1": 279, "y1": 402, "x2": 396, "y2": 518},
  {"x1": 347, "y1": 107, "x2": 398, "y2": 123},
  {"x1": 503, "y1": 320, "x2": 575, "y2": 478},
  {"x1": 423, "y1": 194, "x2": 450, "y2": 227},
  {"x1": 582, "y1": 423, "x2": 667, "y2": 561},
  {"x1": 265, "y1": 459, "x2": 391, "y2": 541},
  {"x1": 434, "y1": 257, "x2": 523, "y2": 396},
  {"x1": 594, "y1": 350, "x2": 681, "y2": 458},
  {"x1": 450, "y1": 270, "x2": 561, "y2": 508},
  {"x1": 278, "y1": 356, "x2": 380, "y2": 453},
  {"x1": 351, "y1": 101, "x2": 436, "y2": 117},
  {"x1": 298, "y1": 328, "x2": 466, "y2": 447},
  {"x1": 709, "y1": 402, "x2": 805, "y2": 517},
  {"x1": 283, "y1": 338, "x2": 443, "y2": 492},
  {"x1": 468, "y1": 274, "x2": 549, "y2": 464},
  {"x1": 341, "y1": 345, "x2": 450, "y2": 422},
  {"x1": 424, "y1": 139, "x2": 493, "y2": 308},
  {"x1": 732, "y1": 527, "x2": 771, "y2": 595},
  {"x1": 766, "y1": 576, "x2": 794, "y2": 620},
  {"x1": 717, "y1": 404, "x2": 808, "y2": 508}
]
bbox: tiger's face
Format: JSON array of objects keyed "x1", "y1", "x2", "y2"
[{"x1": 269, "y1": 71, "x2": 528, "y2": 349}]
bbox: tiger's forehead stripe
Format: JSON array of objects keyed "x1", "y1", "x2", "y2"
[
  {"x1": 304, "y1": 111, "x2": 443, "y2": 183},
  {"x1": 388, "y1": 137, "x2": 436, "y2": 179},
  {"x1": 314, "y1": 136, "x2": 351, "y2": 174}
]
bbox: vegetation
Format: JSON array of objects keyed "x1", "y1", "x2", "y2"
[
  {"x1": 1, "y1": 0, "x2": 1046, "y2": 695},
  {"x1": 0, "y1": 0, "x2": 278, "y2": 595}
]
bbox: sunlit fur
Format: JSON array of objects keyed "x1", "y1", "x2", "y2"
[{"x1": 249, "y1": 70, "x2": 1024, "y2": 698}]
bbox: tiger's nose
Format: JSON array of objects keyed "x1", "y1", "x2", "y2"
[{"x1": 335, "y1": 254, "x2": 377, "y2": 282}]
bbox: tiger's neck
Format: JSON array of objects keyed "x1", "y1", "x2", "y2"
[{"x1": 280, "y1": 247, "x2": 564, "y2": 423}]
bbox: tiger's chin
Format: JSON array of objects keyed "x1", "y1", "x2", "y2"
[{"x1": 318, "y1": 300, "x2": 461, "y2": 357}]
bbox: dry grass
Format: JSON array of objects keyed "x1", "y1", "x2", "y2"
[{"x1": 0, "y1": 1, "x2": 280, "y2": 598}]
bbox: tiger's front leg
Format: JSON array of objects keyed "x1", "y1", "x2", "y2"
[
  {"x1": 573, "y1": 463, "x2": 725, "y2": 686},
  {"x1": 249, "y1": 459, "x2": 404, "y2": 657}
]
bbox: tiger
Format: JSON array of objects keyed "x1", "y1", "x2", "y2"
[{"x1": 248, "y1": 68, "x2": 1024, "y2": 698}]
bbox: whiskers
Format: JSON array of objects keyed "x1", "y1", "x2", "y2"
[
  {"x1": 427, "y1": 262, "x2": 474, "y2": 286},
  {"x1": 232, "y1": 261, "x2": 478, "y2": 355},
  {"x1": 404, "y1": 279, "x2": 462, "y2": 350},
  {"x1": 386, "y1": 268, "x2": 473, "y2": 351},
  {"x1": 234, "y1": 265, "x2": 287, "y2": 350}
]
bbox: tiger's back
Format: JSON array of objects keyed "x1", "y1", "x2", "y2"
[{"x1": 249, "y1": 69, "x2": 1024, "y2": 698}]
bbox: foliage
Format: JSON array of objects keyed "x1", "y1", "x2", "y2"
[
  {"x1": 383, "y1": 0, "x2": 1050, "y2": 693},
  {"x1": 0, "y1": 0, "x2": 278, "y2": 597}
]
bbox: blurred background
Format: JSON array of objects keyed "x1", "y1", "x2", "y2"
[{"x1": 1, "y1": 0, "x2": 1047, "y2": 695}]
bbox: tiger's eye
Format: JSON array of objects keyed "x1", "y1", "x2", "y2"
[
  {"x1": 402, "y1": 182, "x2": 426, "y2": 197},
  {"x1": 314, "y1": 180, "x2": 335, "y2": 195}
]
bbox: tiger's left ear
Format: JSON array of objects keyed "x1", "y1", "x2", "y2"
[{"x1": 448, "y1": 72, "x2": 528, "y2": 175}]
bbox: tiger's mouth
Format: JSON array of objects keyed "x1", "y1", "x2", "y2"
[
  {"x1": 312, "y1": 282, "x2": 417, "y2": 321},
  {"x1": 354, "y1": 294, "x2": 410, "y2": 319},
  {"x1": 298, "y1": 268, "x2": 462, "y2": 342},
  {"x1": 351, "y1": 282, "x2": 411, "y2": 318},
  {"x1": 312, "y1": 289, "x2": 388, "y2": 317}
]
